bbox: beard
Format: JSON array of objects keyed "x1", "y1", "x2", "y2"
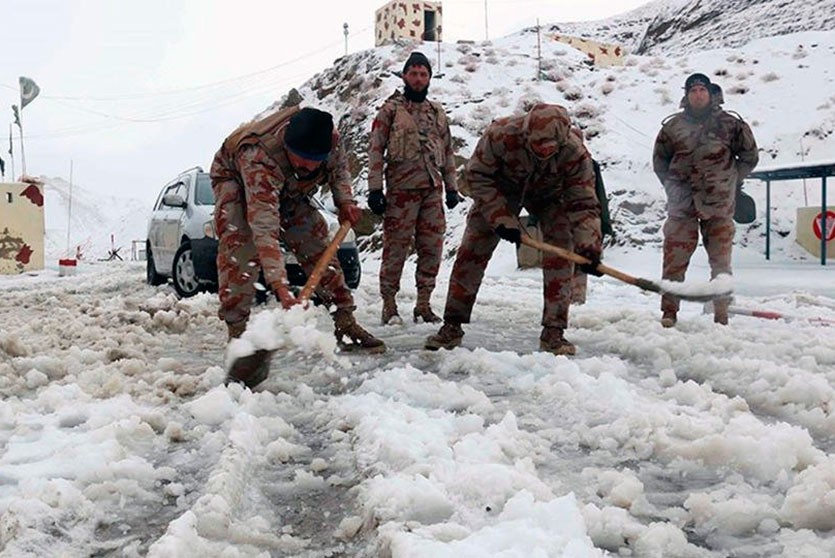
[{"x1": 403, "y1": 82, "x2": 428, "y2": 102}]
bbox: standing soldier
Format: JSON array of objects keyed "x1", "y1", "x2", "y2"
[
  {"x1": 367, "y1": 51, "x2": 461, "y2": 325},
  {"x1": 211, "y1": 106, "x2": 385, "y2": 388},
  {"x1": 653, "y1": 73, "x2": 759, "y2": 327},
  {"x1": 425, "y1": 103, "x2": 602, "y2": 356}
]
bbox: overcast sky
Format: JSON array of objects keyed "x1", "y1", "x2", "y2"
[{"x1": 1, "y1": 0, "x2": 650, "y2": 204}]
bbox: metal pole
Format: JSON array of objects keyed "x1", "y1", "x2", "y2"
[
  {"x1": 536, "y1": 19, "x2": 542, "y2": 80},
  {"x1": 436, "y1": 26, "x2": 442, "y2": 70},
  {"x1": 67, "y1": 160, "x2": 73, "y2": 255},
  {"x1": 8, "y1": 124, "x2": 15, "y2": 181},
  {"x1": 766, "y1": 179, "x2": 771, "y2": 260},
  {"x1": 18, "y1": 115, "x2": 26, "y2": 177},
  {"x1": 821, "y1": 175, "x2": 828, "y2": 266}
]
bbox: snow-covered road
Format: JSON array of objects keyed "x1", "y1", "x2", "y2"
[{"x1": 1, "y1": 252, "x2": 834, "y2": 557}]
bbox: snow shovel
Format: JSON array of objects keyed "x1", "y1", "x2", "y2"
[
  {"x1": 519, "y1": 235, "x2": 733, "y2": 302},
  {"x1": 226, "y1": 221, "x2": 354, "y2": 387},
  {"x1": 703, "y1": 300, "x2": 835, "y2": 326}
]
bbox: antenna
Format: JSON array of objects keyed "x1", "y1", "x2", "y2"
[{"x1": 343, "y1": 22, "x2": 349, "y2": 56}]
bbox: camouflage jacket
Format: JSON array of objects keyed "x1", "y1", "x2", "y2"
[
  {"x1": 653, "y1": 106, "x2": 759, "y2": 219},
  {"x1": 367, "y1": 91, "x2": 457, "y2": 194},
  {"x1": 210, "y1": 107, "x2": 354, "y2": 287},
  {"x1": 466, "y1": 104, "x2": 602, "y2": 254}
]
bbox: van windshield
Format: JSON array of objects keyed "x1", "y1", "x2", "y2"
[{"x1": 195, "y1": 174, "x2": 214, "y2": 205}]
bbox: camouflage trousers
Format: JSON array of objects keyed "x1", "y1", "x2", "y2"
[
  {"x1": 661, "y1": 214, "x2": 734, "y2": 314},
  {"x1": 214, "y1": 179, "x2": 353, "y2": 325},
  {"x1": 443, "y1": 201, "x2": 574, "y2": 329},
  {"x1": 379, "y1": 188, "x2": 445, "y2": 298}
]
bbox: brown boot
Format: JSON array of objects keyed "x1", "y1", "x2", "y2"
[
  {"x1": 226, "y1": 320, "x2": 247, "y2": 340},
  {"x1": 333, "y1": 308, "x2": 386, "y2": 353},
  {"x1": 381, "y1": 294, "x2": 402, "y2": 325},
  {"x1": 714, "y1": 305, "x2": 729, "y2": 325},
  {"x1": 424, "y1": 321, "x2": 464, "y2": 350},
  {"x1": 660, "y1": 312, "x2": 677, "y2": 328},
  {"x1": 539, "y1": 327, "x2": 576, "y2": 356},
  {"x1": 225, "y1": 320, "x2": 272, "y2": 388},
  {"x1": 413, "y1": 289, "x2": 441, "y2": 323}
]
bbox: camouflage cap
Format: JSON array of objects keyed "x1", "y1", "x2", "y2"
[{"x1": 523, "y1": 103, "x2": 571, "y2": 155}]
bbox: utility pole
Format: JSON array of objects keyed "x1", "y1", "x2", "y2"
[
  {"x1": 484, "y1": 0, "x2": 489, "y2": 40},
  {"x1": 343, "y1": 22, "x2": 349, "y2": 56},
  {"x1": 536, "y1": 18, "x2": 542, "y2": 80},
  {"x1": 436, "y1": 25, "x2": 442, "y2": 71}
]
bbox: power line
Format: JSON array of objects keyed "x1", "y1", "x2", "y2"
[{"x1": 3, "y1": 25, "x2": 373, "y2": 140}]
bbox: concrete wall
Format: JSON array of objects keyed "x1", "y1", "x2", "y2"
[
  {"x1": 375, "y1": 0, "x2": 443, "y2": 46},
  {"x1": 796, "y1": 206, "x2": 834, "y2": 258},
  {"x1": 0, "y1": 181, "x2": 45, "y2": 274},
  {"x1": 548, "y1": 34, "x2": 625, "y2": 67}
]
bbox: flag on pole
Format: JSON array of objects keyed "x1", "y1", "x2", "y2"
[
  {"x1": 12, "y1": 105, "x2": 21, "y2": 129},
  {"x1": 19, "y1": 77, "x2": 40, "y2": 109}
]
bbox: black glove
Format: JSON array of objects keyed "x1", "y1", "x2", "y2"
[
  {"x1": 446, "y1": 191, "x2": 464, "y2": 210},
  {"x1": 576, "y1": 249, "x2": 603, "y2": 277},
  {"x1": 495, "y1": 224, "x2": 521, "y2": 246},
  {"x1": 368, "y1": 190, "x2": 386, "y2": 215}
]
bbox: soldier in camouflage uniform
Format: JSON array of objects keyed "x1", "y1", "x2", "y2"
[
  {"x1": 425, "y1": 103, "x2": 602, "y2": 356},
  {"x1": 367, "y1": 52, "x2": 461, "y2": 325},
  {"x1": 211, "y1": 106, "x2": 385, "y2": 387},
  {"x1": 653, "y1": 73, "x2": 759, "y2": 327}
]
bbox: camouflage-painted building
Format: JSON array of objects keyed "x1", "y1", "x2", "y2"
[
  {"x1": 548, "y1": 34, "x2": 625, "y2": 67},
  {"x1": 375, "y1": 0, "x2": 443, "y2": 46},
  {"x1": 0, "y1": 180, "x2": 45, "y2": 274}
]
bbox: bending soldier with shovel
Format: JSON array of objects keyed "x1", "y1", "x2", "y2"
[
  {"x1": 425, "y1": 103, "x2": 603, "y2": 356},
  {"x1": 211, "y1": 106, "x2": 385, "y2": 389}
]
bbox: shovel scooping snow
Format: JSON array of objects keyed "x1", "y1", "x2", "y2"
[
  {"x1": 225, "y1": 222, "x2": 352, "y2": 388},
  {"x1": 520, "y1": 235, "x2": 734, "y2": 302}
]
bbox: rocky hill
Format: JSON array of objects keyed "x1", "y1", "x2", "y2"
[{"x1": 538, "y1": 0, "x2": 835, "y2": 55}]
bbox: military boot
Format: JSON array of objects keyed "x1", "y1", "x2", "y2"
[
  {"x1": 424, "y1": 321, "x2": 464, "y2": 351},
  {"x1": 660, "y1": 311, "x2": 677, "y2": 328},
  {"x1": 333, "y1": 308, "x2": 387, "y2": 353},
  {"x1": 381, "y1": 294, "x2": 403, "y2": 325},
  {"x1": 225, "y1": 320, "x2": 272, "y2": 389},
  {"x1": 413, "y1": 289, "x2": 442, "y2": 323},
  {"x1": 539, "y1": 327, "x2": 576, "y2": 356}
]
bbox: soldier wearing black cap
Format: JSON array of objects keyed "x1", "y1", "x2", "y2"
[
  {"x1": 210, "y1": 105, "x2": 385, "y2": 387},
  {"x1": 367, "y1": 51, "x2": 461, "y2": 326},
  {"x1": 653, "y1": 73, "x2": 759, "y2": 328}
]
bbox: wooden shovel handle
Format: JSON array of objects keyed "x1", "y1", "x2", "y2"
[
  {"x1": 298, "y1": 221, "x2": 353, "y2": 302},
  {"x1": 519, "y1": 234, "x2": 646, "y2": 289}
]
